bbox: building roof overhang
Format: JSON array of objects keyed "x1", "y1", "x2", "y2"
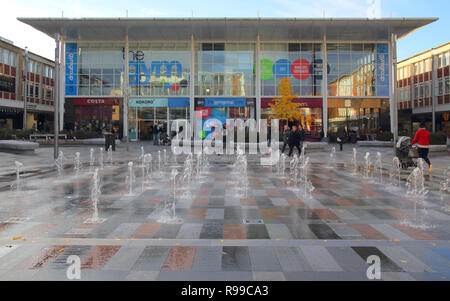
[{"x1": 17, "y1": 17, "x2": 437, "y2": 42}]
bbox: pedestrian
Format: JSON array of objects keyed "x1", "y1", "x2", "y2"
[
  {"x1": 298, "y1": 124, "x2": 306, "y2": 151},
  {"x1": 288, "y1": 125, "x2": 301, "y2": 157},
  {"x1": 281, "y1": 125, "x2": 291, "y2": 154},
  {"x1": 158, "y1": 123, "x2": 164, "y2": 145},
  {"x1": 337, "y1": 126, "x2": 346, "y2": 151},
  {"x1": 411, "y1": 121, "x2": 432, "y2": 170},
  {"x1": 153, "y1": 122, "x2": 159, "y2": 145}
]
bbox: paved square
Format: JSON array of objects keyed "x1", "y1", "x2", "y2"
[{"x1": 0, "y1": 142, "x2": 449, "y2": 281}]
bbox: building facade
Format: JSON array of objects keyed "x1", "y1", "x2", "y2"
[
  {"x1": 19, "y1": 18, "x2": 436, "y2": 141},
  {"x1": 397, "y1": 42, "x2": 450, "y2": 137},
  {"x1": 0, "y1": 37, "x2": 55, "y2": 131}
]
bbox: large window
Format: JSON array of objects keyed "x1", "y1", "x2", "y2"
[
  {"x1": 196, "y1": 43, "x2": 255, "y2": 97},
  {"x1": 260, "y1": 43, "x2": 322, "y2": 97},
  {"x1": 76, "y1": 42, "x2": 124, "y2": 96},
  {"x1": 128, "y1": 42, "x2": 191, "y2": 97},
  {"x1": 327, "y1": 43, "x2": 389, "y2": 97}
]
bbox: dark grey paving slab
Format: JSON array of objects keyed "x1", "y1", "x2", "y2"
[
  {"x1": 199, "y1": 222, "x2": 223, "y2": 239},
  {"x1": 131, "y1": 246, "x2": 170, "y2": 271},
  {"x1": 351, "y1": 247, "x2": 403, "y2": 272},
  {"x1": 192, "y1": 246, "x2": 222, "y2": 272},
  {"x1": 222, "y1": 247, "x2": 252, "y2": 271}
]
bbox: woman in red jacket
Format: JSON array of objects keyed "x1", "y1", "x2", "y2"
[{"x1": 411, "y1": 122, "x2": 432, "y2": 170}]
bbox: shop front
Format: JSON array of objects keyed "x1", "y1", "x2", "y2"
[
  {"x1": 261, "y1": 97, "x2": 323, "y2": 140},
  {"x1": 194, "y1": 98, "x2": 256, "y2": 139},
  {"x1": 64, "y1": 97, "x2": 123, "y2": 137},
  {"x1": 128, "y1": 97, "x2": 190, "y2": 141},
  {"x1": 327, "y1": 98, "x2": 390, "y2": 141}
]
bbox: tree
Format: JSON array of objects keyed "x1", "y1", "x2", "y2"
[{"x1": 269, "y1": 77, "x2": 301, "y2": 122}]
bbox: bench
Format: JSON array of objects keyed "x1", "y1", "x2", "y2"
[
  {"x1": 0, "y1": 140, "x2": 39, "y2": 153},
  {"x1": 357, "y1": 140, "x2": 394, "y2": 147},
  {"x1": 30, "y1": 134, "x2": 67, "y2": 141},
  {"x1": 82, "y1": 138, "x2": 122, "y2": 146}
]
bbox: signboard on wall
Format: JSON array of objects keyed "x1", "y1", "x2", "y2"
[
  {"x1": 376, "y1": 43, "x2": 389, "y2": 97},
  {"x1": 73, "y1": 98, "x2": 121, "y2": 106},
  {"x1": 129, "y1": 97, "x2": 190, "y2": 107},
  {"x1": 261, "y1": 98, "x2": 323, "y2": 108},
  {"x1": 65, "y1": 43, "x2": 78, "y2": 96}
]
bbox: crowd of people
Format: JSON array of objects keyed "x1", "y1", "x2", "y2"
[{"x1": 281, "y1": 124, "x2": 307, "y2": 157}]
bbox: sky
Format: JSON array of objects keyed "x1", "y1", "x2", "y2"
[{"x1": 1, "y1": 0, "x2": 449, "y2": 61}]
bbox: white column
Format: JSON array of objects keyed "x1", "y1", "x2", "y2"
[
  {"x1": 59, "y1": 37, "x2": 65, "y2": 131},
  {"x1": 256, "y1": 33, "x2": 261, "y2": 129},
  {"x1": 190, "y1": 34, "x2": 195, "y2": 139},
  {"x1": 390, "y1": 34, "x2": 398, "y2": 142},
  {"x1": 124, "y1": 33, "x2": 129, "y2": 146},
  {"x1": 322, "y1": 34, "x2": 328, "y2": 138}
]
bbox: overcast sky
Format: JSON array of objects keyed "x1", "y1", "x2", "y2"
[{"x1": 2, "y1": 0, "x2": 449, "y2": 61}]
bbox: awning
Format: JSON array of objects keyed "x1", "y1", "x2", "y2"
[{"x1": 17, "y1": 18, "x2": 437, "y2": 41}]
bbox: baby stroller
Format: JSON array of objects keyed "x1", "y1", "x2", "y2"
[
  {"x1": 396, "y1": 136, "x2": 418, "y2": 170},
  {"x1": 159, "y1": 132, "x2": 171, "y2": 146}
]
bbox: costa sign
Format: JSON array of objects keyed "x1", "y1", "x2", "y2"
[{"x1": 73, "y1": 98, "x2": 120, "y2": 106}]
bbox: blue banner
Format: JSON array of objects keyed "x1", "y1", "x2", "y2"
[
  {"x1": 168, "y1": 98, "x2": 190, "y2": 107},
  {"x1": 376, "y1": 43, "x2": 389, "y2": 97},
  {"x1": 65, "y1": 43, "x2": 78, "y2": 96},
  {"x1": 204, "y1": 98, "x2": 247, "y2": 107}
]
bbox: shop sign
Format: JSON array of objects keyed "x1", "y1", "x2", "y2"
[
  {"x1": 65, "y1": 43, "x2": 78, "y2": 96},
  {"x1": 73, "y1": 98, "x2": 120, "y2": 106},
  {"x1": 129, "y1": 98, "x2": 168, "y2": 107},
  {"x1": 261, "y1": 98, "x2": 322, "y2": 108},
  {"x1": 203, "y1": 98, "x2": 247, "y2": 107},
  {"x1": 260, "y1": 58, "x2": 330, "y2": 80},
  {"x1": 376, "y1": 43, "x2": 389, "y2": 97}
]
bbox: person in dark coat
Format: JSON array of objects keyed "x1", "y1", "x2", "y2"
[
  {"x1": 288, "y1": 125, "x2": 301, "y2": 157},
  {"x1": 153, "y1": 122, "x2": 159, "y2": 145},
  {"x1": 298, "y1": 124, "x2": 306, "y2": 151},
  {"x1": 281, "y1": 125, "x2": 291, "y2": 154},
  {"x1": 337, "y1": 126, "x2": 347, "y2": 151}
]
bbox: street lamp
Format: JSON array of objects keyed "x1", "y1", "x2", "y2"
[{"x1": 23, "y1": 46, "x2": 28, "y2": 130}]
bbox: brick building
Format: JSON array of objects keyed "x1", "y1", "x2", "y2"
[
  {"x1": 397, "y1": 42, "x2": 450, "y2": 137},
  {"x1": 0, "y1": 37, "x2": 55, "y2": 131}
]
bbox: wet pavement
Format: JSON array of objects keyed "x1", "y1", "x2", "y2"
[{"x1": 0, "y1": 142, "x2": 449, "y2": 281}]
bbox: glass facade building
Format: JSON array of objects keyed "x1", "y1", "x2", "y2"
[{"x1": 19, "y1": 18, "x2": 436, "y2": 141}]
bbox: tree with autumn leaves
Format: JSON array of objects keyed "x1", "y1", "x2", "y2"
[{"x1": 269, "y1": 77, "x2": 301, "y2": 122}]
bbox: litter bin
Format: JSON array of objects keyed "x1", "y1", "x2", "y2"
[{"x1": 105, "y1": 133, "x2": 116, "y2": 151}]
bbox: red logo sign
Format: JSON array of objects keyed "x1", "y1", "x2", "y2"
[
  {"x1": 291, "y1": 59, "x2": 311, "y2": 80},
  {"x1": 196, "y1": 107, "x2": 211, "y2": 119},
  {"x1": 73, "y1": 98, "x2": 120, "y2": 106}
]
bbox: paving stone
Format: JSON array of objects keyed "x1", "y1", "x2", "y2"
[
  {"x1": 192, "y1": 246, "x2": 222, "y2": 272},
  {"x1": 248, "y1": 247, "x2": 281, "y2": 271},
  {"x1": 298, "y1": 246, "x2": 343, "y2": 272}
]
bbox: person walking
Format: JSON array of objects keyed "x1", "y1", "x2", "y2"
[
  {"x1": 411, "y1": 121, "x2": 432, "y2": 170},
  {"x1": 288, "y1": 125, "x2": 301, "y2": 157},
  {"x1": 281, "y1": 125, "x2": 291, "y2": 154},
  {"x1": 153, "y1": 122, "x2": 159, "y2": 145},
  {"x1": 337, "y1": 126, "x2": 347, "y2": 151},
  {"x1": 298, "y1": 124, "x2": 306, "y2": 152}
]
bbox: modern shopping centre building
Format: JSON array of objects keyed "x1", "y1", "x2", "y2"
[{"x1": 19, "y1": 18, "x2": 436, "y2": 141}]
